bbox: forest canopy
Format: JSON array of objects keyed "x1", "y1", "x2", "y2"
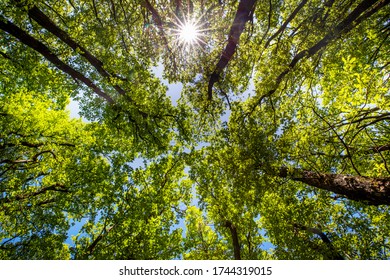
[{"x1": 0, "y1": 0, "x2": 389, "y2": 260}]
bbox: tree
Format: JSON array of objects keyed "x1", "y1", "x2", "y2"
[{"x1": 1, "y1": 0, "x2": 389, "y2": 259}]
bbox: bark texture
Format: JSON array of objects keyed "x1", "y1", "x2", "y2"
[
  {"x1": 225, "y1": 221, "x2": 241, "y2": 260},
  {"x1": 208, "y1": 0, "x2": 257, "y2": 100},
  {"x1": 279, "y1": 167, "x2": 390, "y2": 205},
  {"x1": 253, "y1": 0, "x2": 388, "y2": 109},
  {"x1": 0, "y1": 16, "x2": 114, "y2": 103}
]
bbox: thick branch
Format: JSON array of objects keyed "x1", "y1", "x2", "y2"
[
  {"x1": 143, "y1": 0, "x2": 163, "y2": 26},
  {"x1": 25, "y1": 5, "x2": 130, "y2": 99},
  {"x1": 0, "y1": 159, "x2": 33, "y2": 164},
  {"x1": 1, "y1": 150, "x2": 55, "y2": 164},
  {"x1": 224, "y1": 221, "x2": 241, "y2": 260},
  {"x1": 264, "y1": 0, "x2": 309, "y2": 49},
  {"x1": 0, "y1": 183, "x2": 69, "y2": 204},
  {"x1": 1, "y1": 141, "x2": 75, "y2": 149},
  {"x1": 84, "y1": 221, "x2": 116, "y2": 258},
  {"x1": 0, "y1": 16, "x2": 114, "y2": 103},
  {"x1": 253, "y1": 0, "x2": 388, "y2": 109},
  {"x1": 175, "y1": 0, "x2": 182, "y2": 16},
  {"x1": 142, "y1": 0, "x2": 175, "y2": 67},
  {"x1": 279, "y1": 167, "x2": 390, "y2": 205},
  {"x1": 370, "y1": 143, "x2": 390, "y2": 153},
  {"x1": 208, "y1": 0, "x2": 257, "y2": 100}
]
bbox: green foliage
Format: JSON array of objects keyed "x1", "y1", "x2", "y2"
[
  {"x1": 183, "y1": 206, "x2": 230, "y2": 260},
  {"x1": 1, "y1": 0, "x2": 389, "y2": 259}
]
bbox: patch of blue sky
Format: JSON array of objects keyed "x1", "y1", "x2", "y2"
[
  {"x1": 151, "y1": 63, "x2": 182, "y2": 106},
  {"x1": 258, "y1": 228, "x2": 276, "y2": 252},
  {"x1": 67, "y1": 99, "x2": 82, "y2": 119},
  {"x1": 65, "y1": 217, "x2": 88, "y2": 247}
]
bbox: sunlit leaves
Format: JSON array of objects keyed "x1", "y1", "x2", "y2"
[{"x1": 1, "y1": 0, "x2": 389, "y2": 260}]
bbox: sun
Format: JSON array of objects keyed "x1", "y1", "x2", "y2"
[
  {"x1": 179, "y1": 22, "x2": 199, "y2": 44},
  {"x1": 170, "y1": 15, "x2": 205, "y2": 49}
]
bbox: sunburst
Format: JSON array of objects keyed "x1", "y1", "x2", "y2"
[
  {"x1": 179, "y1": 21, "x2": 199, "y2": 44},
  {"x1": 170, "y1": 13, "x2": 207, "y2": 50}
]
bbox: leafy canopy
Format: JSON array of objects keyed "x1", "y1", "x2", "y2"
[{"x1": 0, "y1": 0, "x2": 389, "y2": 259}]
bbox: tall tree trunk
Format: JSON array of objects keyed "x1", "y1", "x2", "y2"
[
  {"x1": 26, "y1": 6, "x2": 128, "y2": 96},
  {"x1": 0, "y1": 16, "x2": 114, "y2": 103},
  {"x1": 225, "y1": 221, "x2": 241, "y2": 260},
  {"x1": 208, "y1": 0, "x2": 257, "y2": 100},
  {"x1": 252, "y1": 0, "x2": 388, "y2": 109},
  {"x1": 279, "y1": 167, "x2": 390, "y2": 205}
]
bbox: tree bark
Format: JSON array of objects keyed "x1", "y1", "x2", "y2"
[
  {"x1": 208, "y1": 0, "x2": 257, "y2": 100},
  {"x1": 0, "y1": 16, "x2": 114, "y2": 103},
  {"x1": 25, "y1": 5, "x2": 129, "y2": 98},
  {"x1": 279, "y1": 167, "x2": 390, "y2": 205},
  {"x1": 0, "y1": 183, "x2": 69, "y2": 204},
  {"x1": 253, "y1": 0, "x2": 388, "y2": 109},
  {"x1": 224, "y1": 221, "x2": 241, "y2": 260}
]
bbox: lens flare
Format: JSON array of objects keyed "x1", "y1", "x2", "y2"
[
  {"x1": 179, "y1": 22, "x2": 199, "y2": 43},
  {"x1": 170, "y1": 14, "x2": 207, "y2": 50}
]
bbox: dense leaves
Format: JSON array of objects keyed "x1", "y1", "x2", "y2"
[{"x1": 1, "y1": 0, "x2": 389, "y2": 259}]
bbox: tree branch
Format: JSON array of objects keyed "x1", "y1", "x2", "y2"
[
  {"x1": 224, "y1": 220, "x2": 241, "y2": 260},
  {"x1": 25, "y1": 4, "x2": 132, "y2": 101},
  {"x1": 0, "y1": 16, "x2": 114, "y2": 103},
  {"x1": 278, "y1": 166, "x2": 390, "y2": 205},
  {"x1": 142, "y1": 0, "x2": 177, "y2": 71},
  {"x1": 0, "y1": 183, "x2": 70, "y2": 204},
  {"x1": 252, "y1": 0, "x2": 388, "y2": 112},
  {"x1": 207, "y1": 0, "x2": 257, "y2": 100},
  {"x1": 293, "y1": 223, "x2": 345, "y2": 260},
  {"x1": 264, "y1": 0, "x2": 308, "y2": 49}
]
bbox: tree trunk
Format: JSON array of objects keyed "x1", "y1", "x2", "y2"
[
  {"x1": 279, "y1": 167, "x2": 390, "y2": 205},
  {"x1": 253, "y1": 0, "x2": 388, "y2": 108},
  {"x1": 224, "y1": 221, "x2": 241, "y2": 260},
  {"x1": 0, "y1": 16, "x2": 114, "y2": 103},
  {"x1": 26, "y1": 5, "x2": 129, "y2": 96},
  {"x1": 208, "y1": 0, "x2": 257, "y2": 100}
]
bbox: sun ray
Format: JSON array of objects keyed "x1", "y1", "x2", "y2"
[
  {"x1": 168, "y1": 9, "x2": 211, "y2": 50},
  {"x1": 179, "y1": 21, "x2": 198, "y2": 43}
]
